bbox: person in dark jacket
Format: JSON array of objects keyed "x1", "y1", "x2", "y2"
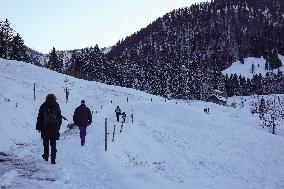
[
  {"x1": 36, "y1": 94, "x2": 62, "y2": 164},
  {"x1": 115, "y1": 106, "x2": 121, "y2": 122},
  {"x1": 73, "y1": 100, "x2": 92, "y2": 146},
  {"x1": 121, "y1": 112, "x2": 126, "y2": 123}
]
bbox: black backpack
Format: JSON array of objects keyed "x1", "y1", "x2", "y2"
[{"x1": 43, "y1": 108, "x2": 58, "y2": 125}]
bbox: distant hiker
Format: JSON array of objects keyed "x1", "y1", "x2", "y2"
[
  {"x1": 122, "y1": 112, "x2": 126, "y2": 123},
  {"x1": 115, "y1": 106, "x2": 121, "y2": 122},
  {"x1": 36, "y1": 94, "x2": 62, "y2": 164},
  {"x1": 204, "y1": 108, "x2": 210, "y2": 114},
  {"x1": 4, "y1": 98, "x2": 10, "y2": 102},
  {"x1": 73, "y1": 100, "x2": 92, "y2": 146}
]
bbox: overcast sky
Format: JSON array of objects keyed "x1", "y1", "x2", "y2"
[{"x1": 0, "y1": 0, "x2": 204, "y2": 53}]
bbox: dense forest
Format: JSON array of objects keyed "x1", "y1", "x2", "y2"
[{"x1": 105, "y1": 0, "x2": 284, "y2": 99}]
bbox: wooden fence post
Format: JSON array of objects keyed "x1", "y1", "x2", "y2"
[
  {"x1": 131, "y1": 109, "x2": 133, "y2": 123},
  {"x1": 112, "y1": 125, "x2": 116, "y2": 142},
  {"x1": 33, "y1": 83, "x2": 36, "y2": 100},
  {"x1": 65, "y1": 87, "x2": 69, "y2": 103},
  {"x1": 105, "y1": 118, "x2": 107, "y2": 151},
  {"x1": 272, "y1": 116, "x2": 275, "y2": 135}
]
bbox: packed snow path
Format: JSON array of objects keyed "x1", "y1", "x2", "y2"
[{"x1": 1, "y1": 58, "x2": 284, "y2": 189}]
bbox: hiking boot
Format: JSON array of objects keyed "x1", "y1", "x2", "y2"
[
  {"x1": 42, "y1": 154, "x2": 48, "y2": 161},
  {"x1": 51, "y1": 159, "x2": 56, "y2": 164},
  {"x1": 81, "y1": 138, "x2": 85, "y2": 146}
]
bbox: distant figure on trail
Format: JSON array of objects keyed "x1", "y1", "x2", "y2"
[
  {"x1": 204, "y1": 108, "x2": 210, "y2": 114},
  {"x1": 122, "y1": 112, "x2": 126, "y2": 123},
  {"x1": 73, "y1": 100, "x2": 92, "y2": 146},
  {"x1": 115, "y1": 106, "x2": 121, "y2": 122},
  {"x1": 36, "y1": 94, "x2": 62, "y2": 164}
]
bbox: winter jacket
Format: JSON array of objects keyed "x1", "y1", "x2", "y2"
[
  {"x1": 36, "y1": 100, "x2": 62, "y2": 140},
  {"x1": 73, "y1": 104, "x2": 92, "y2": 127},
  {"x1": 122, "y1": 112, "x2": 126, "y2": 119},
  {"x1": 115, "y1": 107, "x2": 121, "y2": 114}
]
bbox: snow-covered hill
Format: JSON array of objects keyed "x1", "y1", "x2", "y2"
[
  {"x1": 1, "y1": 58, "x2": 284, "y2": 189},
  {"x1": 222, "y1": 54, "x2": 284, "y2": 78}
]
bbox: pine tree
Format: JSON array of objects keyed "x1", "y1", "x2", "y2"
[
  {"x1": 0, "y1": 19, "x2": 14, "y2": 59},
  {"x1": 266, "y1": 52, "x2": 282, "y2": 70},
  {"x1": 48, "y1": 47, "x2": 62, "y2": 72},
  {"x1": 0, "y1": 20, "x2": 4, "y2": 58},
  {"x1": 9, "y1": 33, "x2": 27, "y2": 61},
  {"x1": 265, "y1": 61, "x2": 269, "y2": 70},
  {"x1": 259, "y1": 97, "x2": 266, "y2": 120},
  {"x1": 68, "y1": 50, "x2": 83, "y2": 77}
]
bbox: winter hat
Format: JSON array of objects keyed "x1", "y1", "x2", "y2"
[
  {"x1": 46, "y1": 94, "x2": 57, "y2": 101},
  {"x1": 81, "y1": 100, "x2": 85, "y2": 104}
]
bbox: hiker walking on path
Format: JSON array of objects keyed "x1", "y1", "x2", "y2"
[
  {"x1": 115, "y1": 106, "x2": 121, "y2": 122},
  {"x1": 122, "y1": 112, "x2": 126, "y2": 123},
  {"x1": 36, "y1": 94, "x2": 62, "y2": 164},
  {"x1": 73, "y1": 100, "x2": 92, "y2": 146}
]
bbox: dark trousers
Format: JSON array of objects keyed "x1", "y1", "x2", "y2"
[
  {"x1": 79, "y1": 127, "x2": 87, "y2": 145},
  {"x1": 43, "y1": 139, "x2": 56, "y2": 159},
  {"x1": 116, "y1": 113, "x2": 120, "y2": 122}
]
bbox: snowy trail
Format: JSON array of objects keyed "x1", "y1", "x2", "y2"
[
  {"x1": 56, "y1": 124, "x2": 129, "y2": 189},
  {"x1": 1, "y1": 119, "x2": 131, "y2": 189}
]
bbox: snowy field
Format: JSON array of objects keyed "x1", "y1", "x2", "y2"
[
  {"x1": 222, "y1": 54, "x2": 284, "y2": 78},
  {"x1": 1, "y1": 58, "x2": 284, "y2": 189}
]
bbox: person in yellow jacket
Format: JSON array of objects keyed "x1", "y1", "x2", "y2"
[{"x1": 115, "y1": 106, "x2": 121, "y2": 122}]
